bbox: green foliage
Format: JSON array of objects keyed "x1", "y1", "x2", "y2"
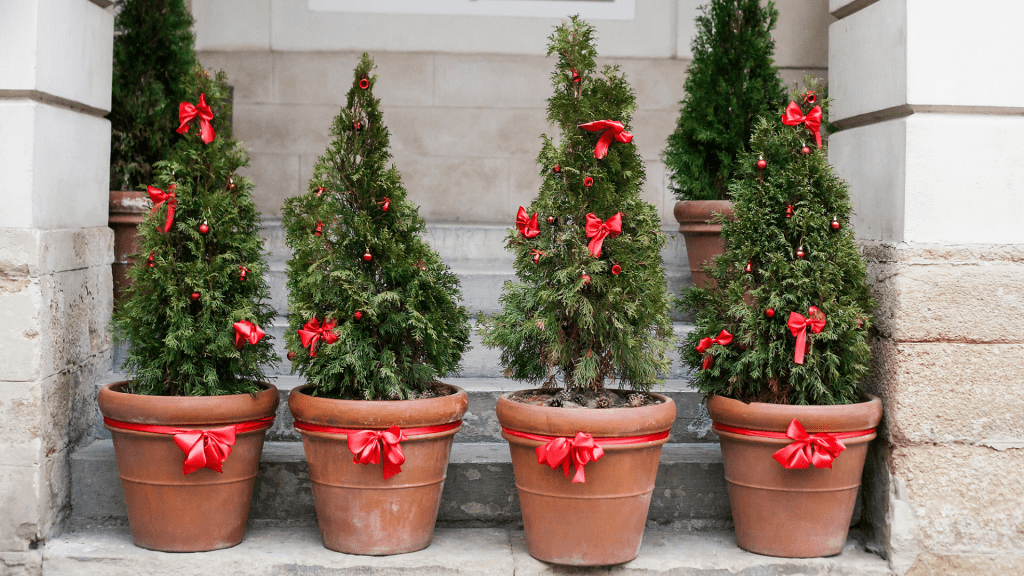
[
  {"x1": 479, "y1": 17, "x2": 674, "y2": 393},
  {"x1": 282, "y1": 54, "x2": 471, "y2": 401},
  {"x1": 109, "y1": 0, "x2": 197, "y2": 191},
  {"x1": 112, "y1": 68, "x2": 277, "y2": 396},
  {"x1": 680, "y1": 84, "x2": 875, "y2": 405},
  {"x1": 664, "y1": 0, "x2": 786, "y2": 201}
]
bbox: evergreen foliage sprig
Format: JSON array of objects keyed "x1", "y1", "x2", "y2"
[
  {"x1": 664, "y1": 0, "x2": 786, "y2": 201},
  {"x1": 282, "y1": 54, "x2": 471, "y2": 401},
  {"x1": 112, "y1": 67, "x2": 277, "y2": 396},
  {"x1": 681, "y1": 83, "x2": 875, "y2": 405},
  {"x1": 480, "y1": 17, "x2": 674, "y2": 393},
  {"x1": 109, "y1": 0, "x2": 197, "y2": 191}
]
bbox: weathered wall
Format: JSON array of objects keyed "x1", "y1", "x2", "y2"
[
  {"x1": 193, "y1": 0, "x2": 831, "y2": 224},
  {"x1": 829, "y1": 0, "x2": 1024, "y2": 573}
]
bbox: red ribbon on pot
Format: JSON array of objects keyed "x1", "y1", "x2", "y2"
[
  {"x1": 233, "y1": 320, "x2": 265, "y2": 349},
  {"x1": 298, "y1": 318, "x2": 338, "y2": 357},
  {"x1": 712, "y1": 419, "x2": 874, "y2": 470},
  {"x1": 147, "y1": 184, "x2": 177, "y2": 234},
  {"x1": 516, "y1": 206, "x2": 540, "y2": 239},
  {"x1": 501, "y1": 428, "x2": 670, "y2": 483},
  {"x1": 578, "y1": 120, "x2": 633, "y2": 159},
  {"x1": 787, "y1": 308, "x2": 826, "y2": 364},
  {"x1": 103, "y1": 416, "x2": 275, "y2": 475},
  {"x1": 781, "y1": 102, "x2": 823, "y2": 149},
  {"x1": 291, "y1": 421, "x2": 462, "y2": 479},
  {"x1": 584, "y1": 212, "x2": 623, "y2": 258},
  {"x1": 177, "y1": 93, "x2": 215, "y2": 144},
  {"x1": 695, "y1": 329, "x2": 733, "y2": 370}
]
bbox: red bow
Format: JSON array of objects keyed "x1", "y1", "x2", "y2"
[
  {"x1": 584, "y1": 212, "x2": 623, "y2": 258},
  {"x1": 298, "y1": 318, "x2": 338, "y2": 357},
  {"x1": 348, "y1": 427, "x2": 408, "y2": 479},
  {"x1": 516, "y1": 207, "x2": 539, "y2": 239},
  {"x1": 173, "y1": 426, "x2": 236, "y2": 475},
  {"x1": 787, "y1": 309, "x2": 826, "y2": 364},
  {"x1": 781, "y1": 102, "x2": 823, "y2": 149},
  {"x1": 695, "y1": 329, "x2": 733, "y2": 370},
  {"x1": 147, "y1": 184, "x2": 177, "y2": 233},
  {"x1": 233, "y1": 320, "x2": 265, "y2": 349},
  {"x1": 772, "y1": 419, "x2": 847, "y2": 469},
  {"x1": 177, "y1": 93, "x2": 215, "y2": 144},
  {"x1": 536, "y1": 432, "x2": 605, "y2": 483},
  {"x1": 578, "y1": 120, "x2": 633, "y2": 159}
]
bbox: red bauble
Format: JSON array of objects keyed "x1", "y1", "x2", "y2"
[
  {"x1": 227, "y1": 176, "x2": 236, "y2": 190},
  {"x1": 796, "y1": 247, "x2": 806, "y2": 259},
  {"x1": 287, "y1": 351, "x2": 296, "y2": 361},
  {"x1": 808, "y1": 305, "x2": 820, "y2": 316},
  {"x1": 379, "y1": 197, "x2": 390, "y2": 211},
  {"x1": 190, "y1": 292, "x2": 200, "y2": 301},
  {"x1": 785, "y1": 205, "x2": 794, "y2": 218},
  {"x1": 198, "y1": 221, "x2": 210, "y2": 235},
  {"x1": 146, "y1": 253, "x2": 155, "y2": 267},
  {"x1": 316, "y1": 186, "x2": 325, "y2": 197},
  {"x1": 546, "y1": 215, "x2": 555, "y2": 224},
  {"x1": 583, "y1": 176, "x2": 594, "y2": 188},
  {"x1": 239, "y1": 266, "x2": 249, "y2": 281},
  {"x1": 314, "y1": 221, "x2": 323, "y2": 236},
  {"x1": 756, "y1": 157, "x2": 767, "y2": 170},
  {"x1": 804, "y1": 91, "x2": 817, "y2": 104},
  {"x1": 744, "y1": 261, "x2": 753, "y2": 273},
  {"x1": 570, "y1": 67, "x2": 581, "y2": 83},
  {"x1": 354, "y1": 310, "x2": 363, "y2": 321},
  {"x1": 353, "y1": 121, "x2": 363, "y2": 131},
  {"x1": 612, "y1": 263, "x2": 622, "y2": 275},
  {"x1": 581, "y1": 274, "x2": 591, "y2": 286},
  {"x1": 359, "y1": 76, "x2": 369, "y2": 90},
  {"x1": 553, "y1": 164, "x2": 562, "y2": 174},
  {"x1": 363, "y1": 251, "x2": 372, "y2": 262},
  {"x1": 802, "y1": 146, "x2": 811, "y2": 155},
  {"x1": 831, "y1": 218, "x2": 841, "y2": 230},
  {"x1": 766, "y1": 308, "x2": 775, "y2": 318},
  {"x1": 532, "y1": 253, "x2": 541, "y2": 264}
]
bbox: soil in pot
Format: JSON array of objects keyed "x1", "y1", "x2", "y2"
[
  {"x1": 98, "y1": 381, "x2": 279, "y2": 552},
  {"x1": 497, "y1": 389, "x2": 676, "y2": 566},
  {"x1": 708, "y1": 394, "x2": 883, "y2": 558},
  {"x1": 288, "y1": 383, "x2": 468, "y2": 556}
]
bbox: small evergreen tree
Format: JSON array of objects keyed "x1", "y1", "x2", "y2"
[
  {"x1": 282, "y1": 54, "x2": 471, "y2": 401},
  {"x1": 109, "y1": 0, "x2": 197, "y2": 191},
  {"x1": 480, "y1": 17, "x2": 674, "y2": 398},
  {"x1": 664, "y1": 0, "x2": 786, "y2": 201},
  {"x1": 112, "y1": 67, "x2": 277, "y2": 396},
  {"x1": 681, "y1": 83, "x2": 875, "y2": 405}
]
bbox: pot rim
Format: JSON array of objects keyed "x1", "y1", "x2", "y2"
[
  {"x1": 707, "y1": 393, "x2": 882, "y2": 434},
  {"x1": 288, "y1": 382, "x2": 469, "y2": 429},
  {"x1": 495, "y1": 388, "x2": 676, "y2": 438},
  {"x1": 98, "y1": 380, "x2": 280, "y2": 427}
]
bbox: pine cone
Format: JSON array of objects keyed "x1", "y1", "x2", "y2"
[
  {"x1": 556, "y1": 389, "x2": 572, "y2": 402},
  {"x1": 573, "y1": 394, "x2": 587, "y2": 406},
  {"x1": 595, "y1": 396, "x2": 611, "y2": 409},
  {"x1": 628, "y1": 393, "x2": 645, "y2": 408},
  {"x1": 547, "y1": 396, "x2": 563, "y2": 408}
]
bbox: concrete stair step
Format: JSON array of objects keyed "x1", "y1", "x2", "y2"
[{"x1": 43, "y1": 524, "x2": 892, "y2": 575}]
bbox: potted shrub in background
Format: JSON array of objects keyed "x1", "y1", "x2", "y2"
[
  {"x1": 480, "y1": 17, "x2": 676, "y2": 566},
  {"x1": 664, "y1": 0, "x2": 786, "y2": 288},
  {"x1": 282, "y1": 54, "x2": 472, "y2": 556},
  {"x1": 680, "y1": 83, "x2": 882, "y2": 558},
  {"x1": 108, "y1": 0, "x2": 198, "y2": 307},
  {"x1": 102, "y1": 67, "x2": 278, "y2": 552}
]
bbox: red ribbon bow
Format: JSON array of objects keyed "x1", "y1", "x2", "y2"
[
  {"x1": 781, "y1": 102, "x2": 823, "y2": 149},
  {"x1": 787, "y1": 309, "x2": 826, "y2": 364},
  {"x1": 516, "y1": 206, "x2": 540, "y2": 239},
  {"x1": 584, "y1": 212, "x2": 623, "y2": 258},
  {"x1": 695, "y1": 329, "x2": 733, "y2": 370},
  {"x1": 147, "y1": 184, "x2": 177, "y2": 233},
  {"x1": 536, "y1": 432, "x2": 605, "y2": 483},
  {"x1": 298, "y1": 318, "x2": 338, "y2": 357},
  {"x1": 348, "y1": 427, "x2": 408, "y2": 479},
  {"x1": 174, "y1": 426, "x2": 237, "y2": 475},
  {"x1": 233, "y1": 320, "x2": 265, "y2": 349},
  {"x1": 578, "y1": 120, "x2": 633, "y2": 159},
  {"x1": 177, "y1": 93, "x2": 215, "y2": 144},
  {"x1": 772, "y1": 419, "x2": 847, "y2": 469}
]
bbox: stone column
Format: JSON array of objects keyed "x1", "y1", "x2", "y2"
[
  {"x1": 0, "y1": 0, "x2": 114, "y2": 570},
  {"x1": 829, "y1": 1, "x2": 1024, "y2": 573}
]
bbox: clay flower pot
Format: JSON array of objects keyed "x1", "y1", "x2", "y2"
[
  {"x1": 288, "y1": 384, "x2": 468, "y2": 555},
  {"x1": 496, "y1": 391, "x2": 676, "y2": 566},
  {"x1": 97, "y1": 381, "x2": 279, "y2": 552},
  {"x1": 108, "y1": 190, "x2": 150, "y2": 309},
  {"x1": 673, "y1": 200, "x2": 734, "y2": 289},
  {"x1": 707, "y1": 394, "x2": 883, "y2": 557}
]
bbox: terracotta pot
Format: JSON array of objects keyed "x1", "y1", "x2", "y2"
[
  {"x1": 288, "y1": 384, "x2": 468, "y2": 555},
  {"x1": 97, "y1": 381, "x2": 279, "y2": 552},
  {"x1": 496, "y1": 391, "x2": 676, "y2": 566},
  {"x1": 673, "y1": 200, "x2": 734, "y2": 289},
  {"x1": 707, "y1": 394, "x2": 883, "y2": 558},
  {"x1": 109, "y1": 190, "x2": 150, "y2": 309}
]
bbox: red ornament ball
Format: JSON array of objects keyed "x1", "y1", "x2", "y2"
[
  {"x1": 378, "y1": 197, "x2": 390, "y2": 211},
  {"x1": 581, "y1": 274, "x2": 591, "y2": 286},
  {"x1": 756, "y1": 157, "x2": 767, "y2": 170},
  {"x1": 239, "y1": 267, "x2": 249, "y2": 281},
  {"x1": 198, "y1": 221, "x2": 210, "y2": 235},
  {"x1": 532, "y1": 253, "x2": 541, "y2": 264},
  {"x1": 353, "y1": 121, "x2": 363, "y2": 131},
  {"x1": 744, "y1": 261, "x2": 753, "y2": 273},
  {"x1": 612, "y1": 263, "x2": 622, "y2": 275},
  {"x1": 314, "y1": 221, "x2": 323, "y2": 236},
  {"x1": 354, "y1": 310, "x2": 363, "y2": 321},
  {"x1": 553, "y1": 164, "x2": 562, "y2": 174},
  {"x1": 546, "y1": 215, "x2": 555, "y2": 224},
  {"x1": 363, "y1": 251, "x2": 372, "y2": 262},
  {"x1": 359, "y1": 76, "x2": 369, "y2": 90},
  {"x1": 785, "y1": 205, "x2": 794, "y2": 218},
  {"x1": 801, "y1": 146, "x2": 811, "y2": 155},
  {"x1": 287, "y1": 351, "x2": 296, "y2": 361},
  {"x1": 809, "y1": 305, "x2": 820, "y2": 316},
  {"x1": 804, "y1": 91, "x2": 817, "y2": 104},
  {"x1": 227, "y1": 176, "x2": 236, "y2": 190},
  {"x1": 796, "y1": 247, "x2": 806, "y2": 259},
  {"x1": 146, "y1": 253, "x2": 155, "y2": 267},
  {"x1": 190, "y1": 292, "x2": 200, "y2": 301},
  {"x1": 766, "y1": 308, "x2": 775, "y2": 318},
  {"x1": 831, "y1": 218, "x2": 841, "y2": 230},
  {"x1": 583, "y1": 176, "x2": 594, "y2": 188}
]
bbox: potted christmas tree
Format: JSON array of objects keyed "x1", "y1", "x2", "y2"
[
  {"x1": 283, "y1": 55, "x2": 471, "y2": 556},
  {"x1": 108, "y1": 0, "x2": 198, "y2": 307},
  {"x1": 680, "y1": 82, "x2": 882, "y2": 558},
  {"x1": 101, "y1": 66, "x2": 278, "y2": 552},
  {"x1": 664, "y1": 0, "x2": 786, "y2": 288},
  {"x1": 480, "y1": 17, "x2": 676, "y2": 566}
]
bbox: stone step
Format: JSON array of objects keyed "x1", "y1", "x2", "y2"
[{"x1": 42, "y1": 525, "x2": 892, "y2": 575}]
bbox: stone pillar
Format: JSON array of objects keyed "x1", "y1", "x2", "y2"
[
  {"x1": 0, "y1": 0, "x2": 114, "y2": 570},
  {"x1": 829, "y1": 1, "x2": 1024, "y2": 573}
]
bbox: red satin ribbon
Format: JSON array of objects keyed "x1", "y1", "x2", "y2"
[
  {"x1": 104, "y1": 416, "x2": 274, "y2": 475},
  {"x1": 578, "y1": 120, "x2": 633, "y2": 159},
  {"x1": 233, "y1": 320, "x2": 265, "y2": 349},
  {"x1": 292, "y1": 420, "x2": 461, "y2": 479},
  {"x1": 177, "y1": 93, "x2": 215, "y2": 144},
  {"x1": 584, "y1": 212, "x2": 623, "y2": 258},
  {"x1": 787, "y1": 310, "x2": 826, "y2": 364},
  {"x1": 146, "y1": 184, "x2": 177, "y2": 233},
  {"x1": 516, "y1": 206, "x2": 540, "y2": 239},
  {"x1": 297, "y1": 318, "x2": 338, "y2": 357},
  {"x1": 695, "y1": 329, "x2": 733, "y2": 370},
  {"x1": 501, "y1": 427, "x2": 670, "y2": 483},
  {"x1": 781, "y1": 102, "x2": 823, "y2": 149},
  {"x1": 713, "y1": 419, "x2": 874, "y2": 470}
]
